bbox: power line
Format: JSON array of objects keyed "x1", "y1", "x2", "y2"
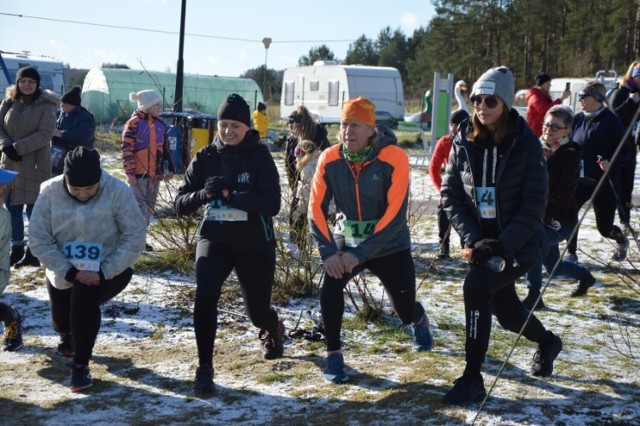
[{"x1": 0, "y1": 12, "x2": 353, "y2": 45}]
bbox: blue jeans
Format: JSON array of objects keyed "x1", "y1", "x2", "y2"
[
  {"x1": 6, "y1": 201, "x2": 33, "y2": 246},
  {"x1": 526, "y1": 224, "x2": 589, "y2": 291}
]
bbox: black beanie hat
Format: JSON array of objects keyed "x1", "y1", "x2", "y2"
[
  {"x1": 61, "y1": 86, "x2": 82, "y2": 106},
  {"x1": 217, "y1": 93, "x2": 251, "y2": 127},
  {"x1": 16, "y1": 66, "x2": 40, "y2": 87},
  {"x1": 450, "y1": 109, "x2": 469, "y2": 125},
  {"x1": 535, "y1": 73, "x2": 551, "y2": 86},
  {"x1": 64, "y1": 147, "x2": 102, "y2": 187}
]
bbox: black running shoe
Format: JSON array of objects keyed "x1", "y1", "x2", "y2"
[
  {"x1": 70, "y1": 364, "x2": 92, "y2": 392},
  {"x1": 260, "y1": 322, "x2": 285, "y2": 360},
  {"x1": 194, "y1": 365, "x2": 214, "y2": 394},
  {"x1": 57, "y1": 333, "x2": 74, "y2": 357},
  {"x1": 442, "y1": 374, "x2": 487, "y2": 405},
  {"x1": 2, "y1": 308, "x2": 23, "y2": 352},
  {"x1": 531, "y1": 333, "x2": 563, "y2": 377},
  {"x1": 571, "y1": 272, "x2": 596, "y2": 297}
]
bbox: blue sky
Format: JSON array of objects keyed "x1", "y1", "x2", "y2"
[{"x1": 0, "y1": 0, "x2": 435, "y2": 77}]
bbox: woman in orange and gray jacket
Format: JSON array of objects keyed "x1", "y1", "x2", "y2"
[{"x1": 308, "y1": 96, "x2": 434, "y2": 384}]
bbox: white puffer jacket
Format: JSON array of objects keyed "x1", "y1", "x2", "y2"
[{"x1": 29, "y1": 172, "x2": 146, "y2": 289}]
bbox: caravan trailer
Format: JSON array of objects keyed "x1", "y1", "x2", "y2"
[
  {"x1": 549, "y1": 70, "x2": 618, "y2": 113},
  {"x1": 0, "y1": 52, "x2": 65, "y2": 95},
  {"x1": 280, "y1": 61, "x2": 404, "y2": 125}
]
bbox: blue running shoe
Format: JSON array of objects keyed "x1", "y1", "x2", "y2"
[
  {"x1": 70, "y1": 364, "x2": 92, "y2": 392},
  {"x1": 411, "y1": 314, "x2": 434, "y2": 351},
  {"x1": 324, "y1": 352, "x2": 348, "y2": 384}
]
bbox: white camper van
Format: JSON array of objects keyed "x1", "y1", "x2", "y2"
[
  {"x1": 549, "y1": 70, "x2": 618, "y2": 113},
  {"x1": 280, "y1": 61, "x2": 404, "y2": 125},
  {"x1": 0, "y1": 52, "x2": 65, "y2": 95}
]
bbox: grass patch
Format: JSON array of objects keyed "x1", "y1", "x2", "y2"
[{"x1": 134, "y1": 248, "x2": 193, "y2": 274}]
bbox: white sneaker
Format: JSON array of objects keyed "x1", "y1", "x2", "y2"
[{"x1": 611, "y1": 237, "x2": 629, "y2": 262}]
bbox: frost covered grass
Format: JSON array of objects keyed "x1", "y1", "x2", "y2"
[{"x1": 0, "y1": 147, "x2": 638, "y2": 425}]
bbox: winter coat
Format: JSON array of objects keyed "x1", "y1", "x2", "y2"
[
  {"x1": 525, "y1": 87, "x2": 563, "y2": 137},
  {"x1": 252, "y1": 110, "x2": 269, "y2": 139},
  {"x1": 29, "y1": 172, "x2": 147, "y2": 290},
  {"x1": 608, "y1": 84, "x2": 639, "y2": 164},
  {"x1": 291, "y1": 151, "x2": 321, "y2": 222},
  {"x1": 571, "y1": 108, "x2": 626, "y2": 183},
  {"x1": 441, "y1": 111, "x2": 549, "y2": 264},
  {"x1": 545, "y1": 142, "x2": 581, "y2": 226},
  {"x1": 52, "y1": 105, "x2": 96, "y2": 149},
  {"x1": 428, "y1": 134, "x2": 452, "y2": 192},
  {"x1": 174, "y1": 130, "x2": 281, "y2": 252},
  {"x1": 308, "y1": 136, "x2": 411, "y2": 263},
  {"x1": 285, "y1": 124, "x2": 330, "y2": 188},
  {"x1": 0, "y1": 88, "x2": 58, "y2": 205},
  {"x1": 121, "y1": 110, "x2": 170, "y2": 179},
  {"x1": 0, "y1": 208, "x2": 10, "y2": 294}
]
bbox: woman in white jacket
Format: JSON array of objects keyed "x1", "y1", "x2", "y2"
[{"x1": 30, "y1": 147, "x2": 146, "y2": 392}]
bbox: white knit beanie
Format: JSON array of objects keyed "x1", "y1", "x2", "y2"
[
  {"x1": 129, "y1": 90, "x2": 162, "y2": 112},
  {"x1": 471, "y1": 66, "x2": 515, "y2": 110}
]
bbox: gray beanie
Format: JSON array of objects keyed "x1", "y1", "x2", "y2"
[{"x1": 471, "y1": 66, "x2": 515, "y2": 110}]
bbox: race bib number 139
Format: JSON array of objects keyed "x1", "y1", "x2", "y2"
[{"x1": 63, "y1": 241, "x2": 103, "y2": 272}]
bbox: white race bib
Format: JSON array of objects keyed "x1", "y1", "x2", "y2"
[
  {"x1": 475, "y1": 187, "x2": 496, "y2": 219},
  {"x1": 206, "y1": 200, "x2": 248, "y2": 222},
  {"x1": 63, "y1": 241, "x2": 103, "y2": 272}
]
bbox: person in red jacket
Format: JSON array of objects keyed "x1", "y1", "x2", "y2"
[
  {"x1": 526, "y1": 73, "x2": 570, "y2": 137},
  {"x1": 428, "y1": 109, "x2": 469, "y2": 258}
]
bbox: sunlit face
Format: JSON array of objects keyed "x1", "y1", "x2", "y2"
[
  {"x1": 17, "y1": 78, "x2": 37, "y2": 96},
  {"x1": 472, "y1": 95, "x2": 505, "y2": 130},
  {"x1": 67, "y1": 182, "x2": 100, "y2": 202},
  {"x1": 542, "y1": 116, "x2": 570, "y2": 141},
  {"x1": 218, "y1": 119, "x2": 250, "y2": 146},
  {"x1": 340, "y1": 119, "x2": 375, "y2": 153},
  {"x1": 146, "y1": 103, "x2": 161, "y2": 118},
  {"x1": 61, "y1": 102, "x2": 76, "y2": 114},
  {"x1": 578, "y1": 94, "x2": 601, "y2": 113}
]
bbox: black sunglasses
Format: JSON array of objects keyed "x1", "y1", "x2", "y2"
[
  {"x1": 542, "y1": 122, "x2": 569, "y2": 132},
  {"x1": 470, "y1": 95, "x2": 499, "y2": 109}
]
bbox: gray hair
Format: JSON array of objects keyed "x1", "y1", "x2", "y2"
[{"x1": 545, "y1": 105, "x2": 574, "y2": 128}]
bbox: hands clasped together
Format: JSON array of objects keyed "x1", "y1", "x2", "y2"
[{"x1": 323, "y1": 251, "x2": 360, "y2": 279}]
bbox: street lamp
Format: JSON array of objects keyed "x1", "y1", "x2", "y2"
[{"x1": 262, "y1": 37, "x2": 272, "y2": 99}]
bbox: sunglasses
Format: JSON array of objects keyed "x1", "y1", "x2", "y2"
[
  {"x1": 542, "y1": 122, "x2": 569, "y2": 132},
  {"x1": 470, "y1": 95, "x2": 499, "y2": 109},
  {"x1": 578, "y1": 94, "x2": 592, "y2": 101}
]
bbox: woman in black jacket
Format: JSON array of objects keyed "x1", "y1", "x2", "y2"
[
  {"x1": 174, "y1": 94, "x2": 284, "y2": 394},
  {"x1": 441, "y1": 67, "x2": 562, "y2": 405}
]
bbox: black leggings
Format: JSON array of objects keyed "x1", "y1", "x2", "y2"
[
  {"x1": 320, "y1": 249, "x2": 423, "y2": 352},
  {"x1": 568, "y1": 181, "x2": 625, "y2": 255},
  {"x1": 462, "y1": 261, "x2": 550, "y2": 375},
  {"x1": 47, "y1": 268, "x2": 133, "y2": 366},
  {"x1": 618, "y1": 158, "x2": 636, "y2": 224},
  {"x1": 194, "y1": 239, "x2": 279, "y2": 366}
]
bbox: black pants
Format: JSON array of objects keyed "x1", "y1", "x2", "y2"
[
  {"x1": 320, "y1": 249, "x2": 424, "y2": 352},
  {"x1": 462, "y1": 261, "x2": 550, "y2": 375},
  {"x1": 437, "y1": 201, "x2": 451, "y2": 246},
  {"x1": 568, "y1": 180, "x2": 624, "y2": 255},
  {"x1": 194, "y1": 239, "x2": 279, "y2": 366},
  {"x1": 47, "y1": 268, "x2": 133, "y2": 366},
  {"x1": 618, "y1": 158, "x2": 636, "y2": 224}
]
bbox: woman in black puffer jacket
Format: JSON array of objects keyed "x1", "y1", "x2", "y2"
[{"x1": 440, "y1": 66, "x2": 562, "y2": 406}]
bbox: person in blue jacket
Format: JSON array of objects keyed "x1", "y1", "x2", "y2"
[
  {"x1": 174, "y1": 94, "x2": 285, "y2": 395},
  {"x1": 51, "y1": 86, "x2": 96, "y2": 176},
  {"x1": 567, "y1": 82, "x2": 629, "y2": 263}
]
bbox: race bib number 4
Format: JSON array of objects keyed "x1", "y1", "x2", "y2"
[
  {"x1": 343, "y1": 219, "x2": 378, "y2": 248},
  {"x1": 475, "y1": 187, "x2": 496, "y2": 219},
  {"x1": 63, "y1": 241, "x2": 103, "y2": 272}
]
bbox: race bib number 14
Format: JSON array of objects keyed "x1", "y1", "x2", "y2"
[{"x1": 343, "y1": 219, "x2": 378, "y2": 248}]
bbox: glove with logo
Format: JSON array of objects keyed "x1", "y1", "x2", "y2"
[{"x1": 471, "y1": 238, "x2": 503, "y2": 265}]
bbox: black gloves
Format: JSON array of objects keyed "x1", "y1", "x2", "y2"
[
  {"x1": 64, "y1": 267, "x2": 80, "y2": 284},
  {"x1": 2, "y1": 145, "x2": 22, "y2": 161},
  {"x1": 471, "y1": 239, "x2": 503, "y2": 265},
  {"x1": 204, "y1": 176, "x2": 225, "y2": 199}
]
